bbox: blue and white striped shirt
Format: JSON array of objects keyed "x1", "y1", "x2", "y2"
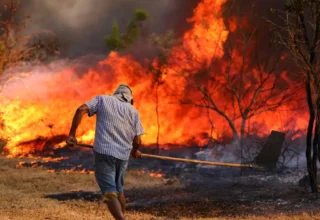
[{"x1": 85, "y1": 95, "x2": 144, "y2": 160}]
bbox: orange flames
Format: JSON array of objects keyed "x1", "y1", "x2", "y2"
[
  {"x1": 0, "y1": 0, "x2": 308, "y2": 157},
  {"x1": 16, "y1": 157, "x2": 94, "y2": 174},
  {"x1": 149, "y1": 170, "x2": 165, "y2": 178},
  {"x1": 135, "y1": 168, "x2": 165, "y2": 178}
]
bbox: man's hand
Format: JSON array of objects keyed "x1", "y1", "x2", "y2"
[
  {"x1": 131, "y1": 135, "x2": 142, "y2": 158},
  {"x1": 67, "y1": 104, "x2": 89, "y2": 147},
  {"x1": 66, "y1": 135, "x2": 78, "y2": 146},
  {"x1": 130, "y1": 150, "x2": 141, "y2": 159}
]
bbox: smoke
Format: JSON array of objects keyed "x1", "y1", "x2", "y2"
[
  {"x1": 222, "y1": 0, "x2": 285, "y2": 26},
  {"x1": 1, "y1": 60, "x2": 76, "y2": 100},
  {"x1": 194, "y1": 135, "x2": 308, "y2": 170},
  {"x1": 20, "y1": 0, "x2": 200, "y2": 58}
]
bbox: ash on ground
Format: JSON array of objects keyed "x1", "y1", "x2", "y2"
[{"x1": 17, "y1": 145, "x2": 320, "y2": 217}]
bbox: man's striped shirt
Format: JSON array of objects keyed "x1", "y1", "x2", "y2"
[{"x1": 85, "y1": 95, "x2": 144, "y2": 160}]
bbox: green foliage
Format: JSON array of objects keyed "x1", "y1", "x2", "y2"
[
  {"x1": 134, "y1": 9, "x2": 149, "y2": 21},
  {"x1": 104, "y1": 21, "x2": 125, "y2": 51},
  {"x1": 104, "y1": 9, "x2": 149, "y2": 51}
]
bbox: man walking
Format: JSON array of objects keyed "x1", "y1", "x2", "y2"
[{"x1": 66, "y1": 84, "x2": 144, "y2": 220}]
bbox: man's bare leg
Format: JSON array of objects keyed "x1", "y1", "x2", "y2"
[
  {"x1": 105, "y1": 195, "x2": 125, "y2": 220},
  {"x1": 118, "y1": 191, "x2": 126, "y2": 213}
]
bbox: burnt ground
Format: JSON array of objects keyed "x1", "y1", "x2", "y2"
[
  {"x1": 9, "y1": 146, "x2": 320, "y2": 219},
  {"x1": 121, "y1": 169, "x2": 319, "y2": 218},
  {"x1": 44, "y1": 182, "x2": 319, "y2": 219}
]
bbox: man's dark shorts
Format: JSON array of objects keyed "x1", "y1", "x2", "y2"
[{"x1": 94, "y1": 151, "x2": 128, "y2": 199}]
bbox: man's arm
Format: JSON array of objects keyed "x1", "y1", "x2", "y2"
[
  {"x1": 66, "y1": 104, "x2": 89, "y2": 145},
  {"x1": 131, "y1": 111, "x2": 144, "y2": 158},
  {"x1": 131, "y1": 135, "x2": 142, "y2": 158}
]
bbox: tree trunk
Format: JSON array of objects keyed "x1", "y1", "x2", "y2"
[
  {"x1": 306, "y1": 76, "x2": 317, "y2": 192},
  {"x1": 240, "y1": 118, "x2": 246, "y2": 176},
  {"x1": 312, "y1": 119, "x2": 318, "y2": 191},
  {"x1": 316, "y1": 91, "x2": 320, "y2": 164},
  {"x1": 155, "y1": 82, "x2": 160, "y2": 155},
  {"x1": 313, "y1": 93, "x2": 320, "y2": 192},
  {"x1": 240, "y1": 118, "x2": 246, "y2": 162}
]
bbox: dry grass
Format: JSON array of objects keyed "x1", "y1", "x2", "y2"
[{"x1": 1, "y1": 156, "x2": 320, "y2": 220}]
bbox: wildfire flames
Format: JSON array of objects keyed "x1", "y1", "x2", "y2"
[
  {"x1": 0, "y1": 0, "x2": 308, "y2": 157},
  {"x1": 15, "y1": 157, "x2": 94, "y2": 174},
  {"x1": 136, "y1": 168, "x2": 165, "y2": 178}
]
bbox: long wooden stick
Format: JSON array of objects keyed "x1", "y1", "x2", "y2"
[
  {"x1": 75, "y1": 143, "x2": 260, "y2": 169},
  {"x1": 140, "y1": 153, "x2": 255, "y2": 168},
  {"x1": 75, "y1": 143, "x2": 94, "y2": 148}
]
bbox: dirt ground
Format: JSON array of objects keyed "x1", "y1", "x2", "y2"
[{"x1": 1, "y1": 156, "x2": 320, "y2": 220}]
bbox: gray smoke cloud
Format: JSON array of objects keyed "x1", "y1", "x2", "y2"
[{"x1": 21, "y1": 0, "x2": 199, "y2": 58}]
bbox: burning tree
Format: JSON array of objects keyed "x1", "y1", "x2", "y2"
[
  {"x1": 104, "y1": 11, "x2": 176, "y2": 154},
  {"x1": 170, "y1": 10, "x2": 299, "y2": 163},
  {"x1": 0, "y1": 0, "x2": 30, "y2": 146},
  {"x1": 0, "y1": 0, "x2": 61, "y2": 149},
  {"x1": 267, "y1": 0, "x2": 320, "y2": 192},
  {"x1": 148, "y1": 30, "x2": 177, "y2": 154}
]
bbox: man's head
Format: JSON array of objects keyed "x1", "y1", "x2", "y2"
[{"x1": 113, "y1": 84, "x2": 134, "y2": 105}]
